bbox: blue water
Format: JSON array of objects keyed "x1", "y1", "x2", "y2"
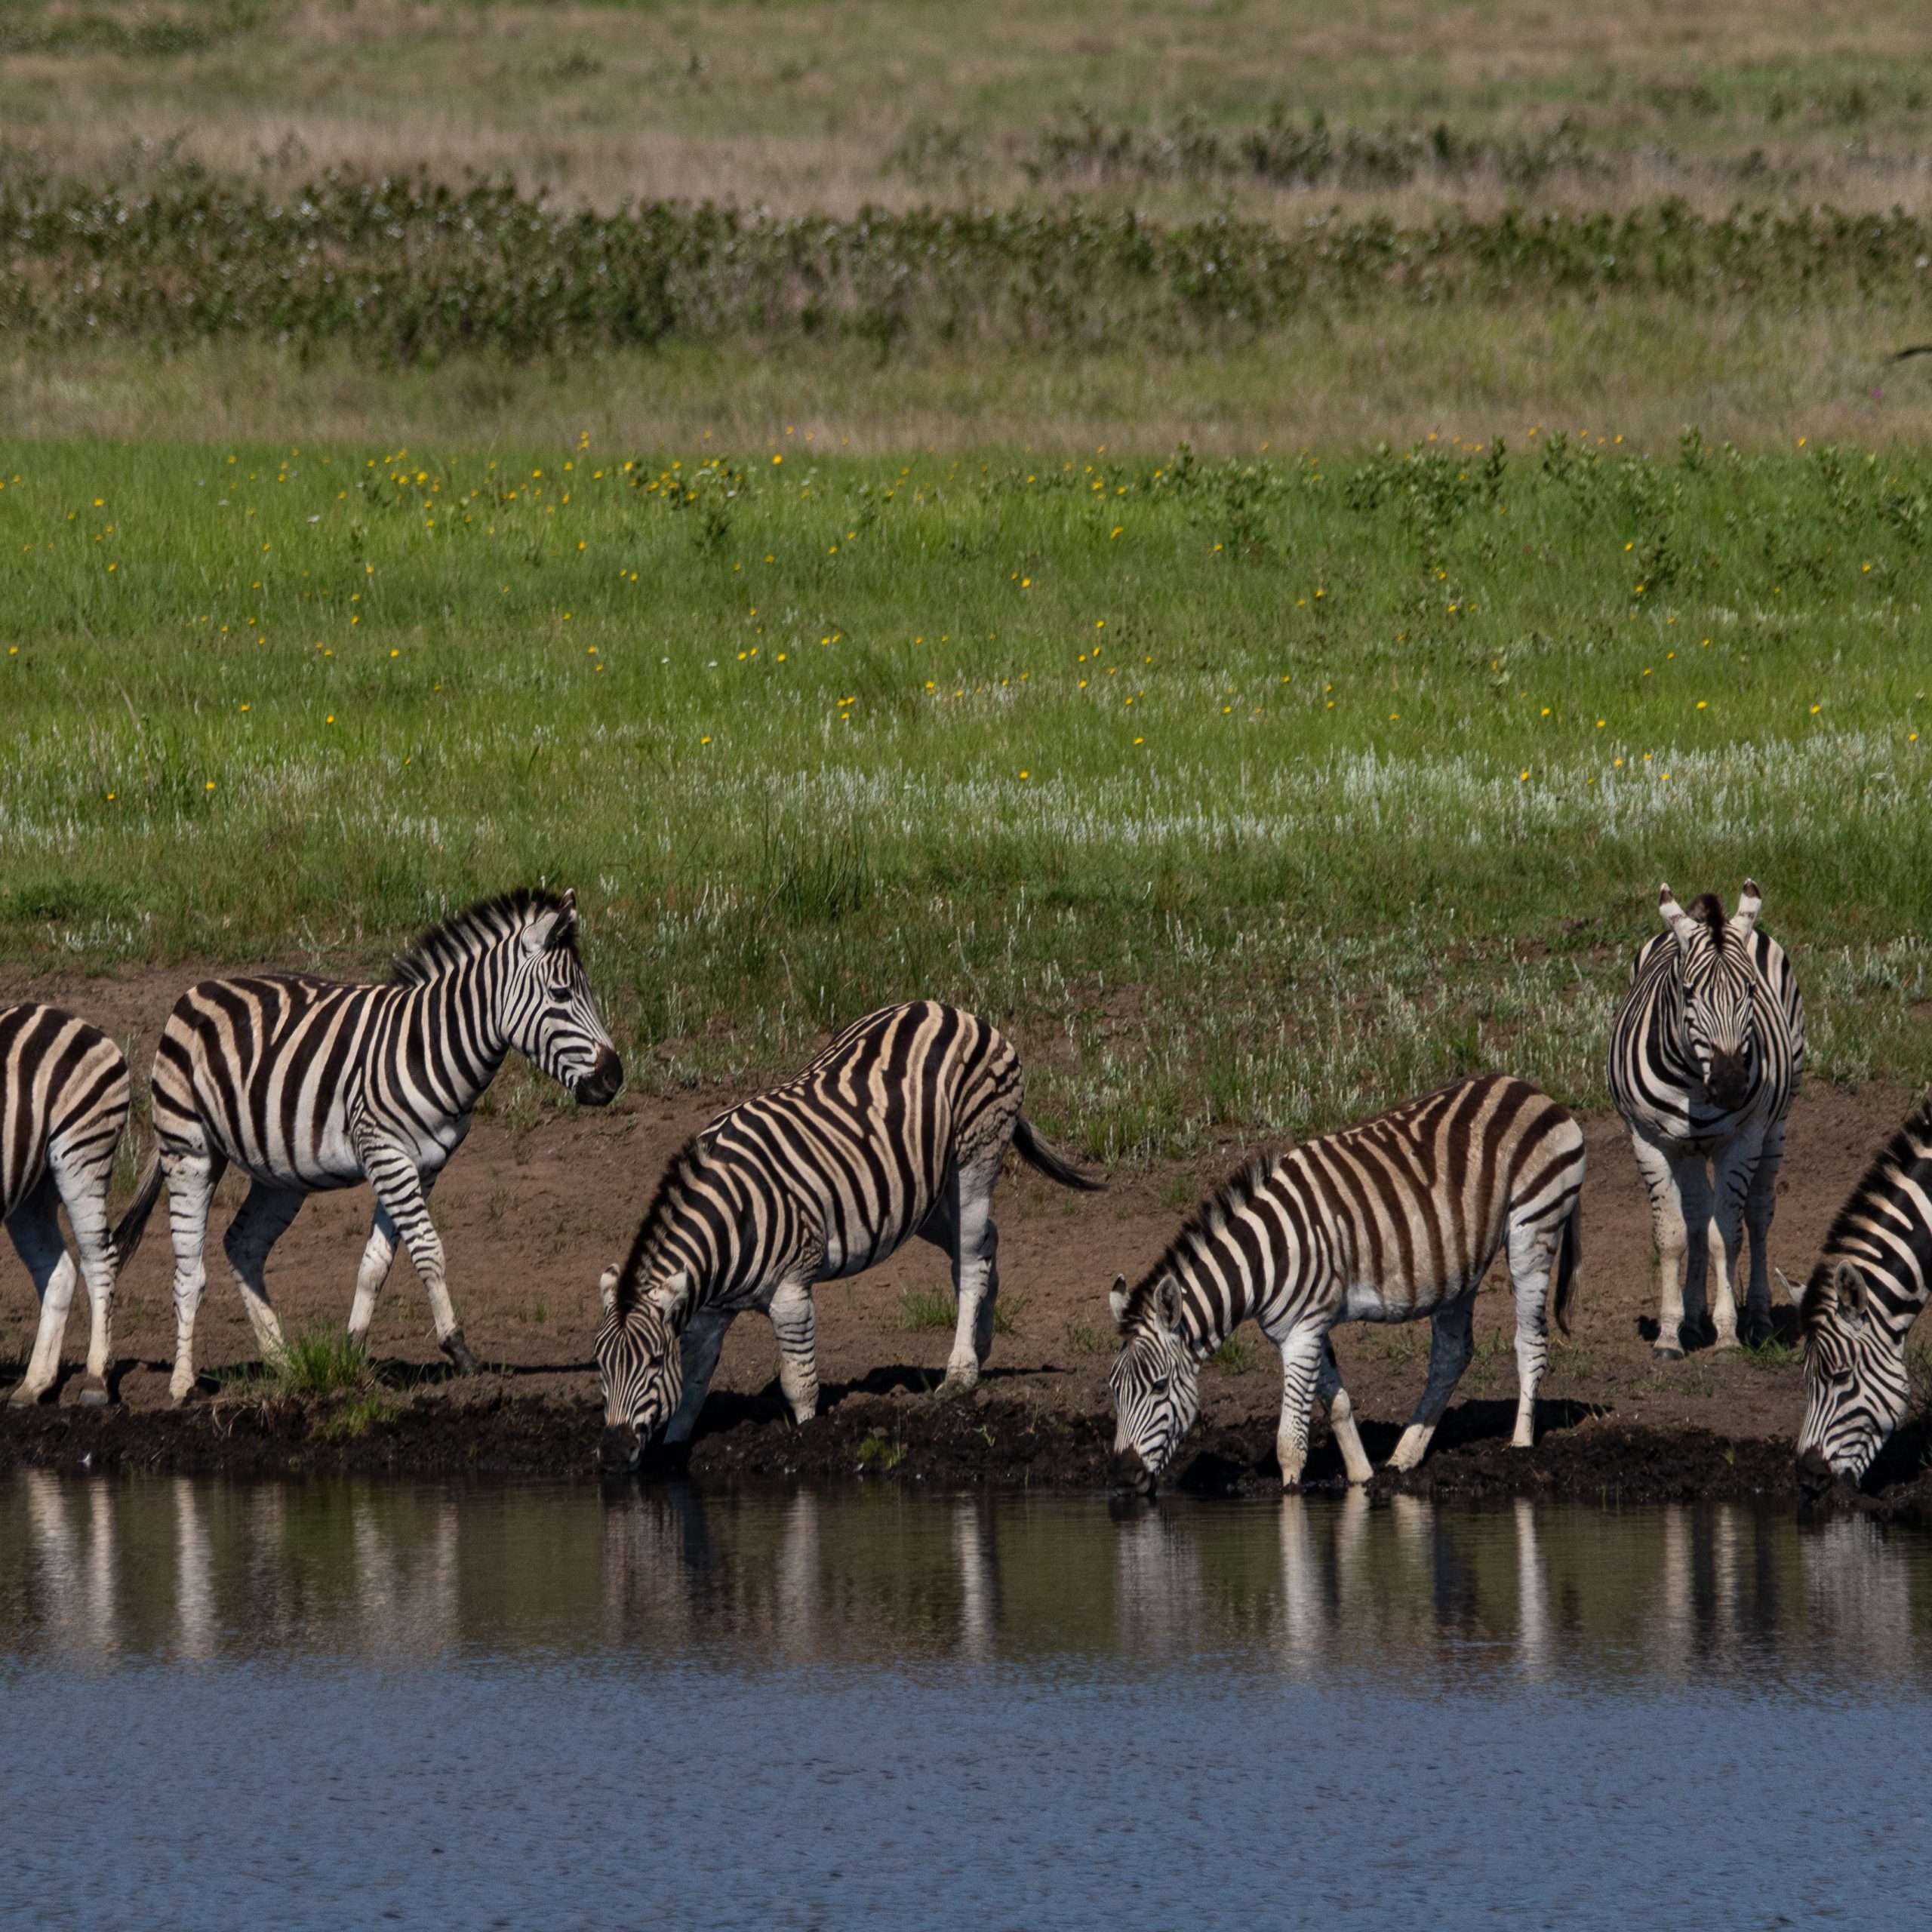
[{"x1": 2, "y1": 1478, "x2": 1929, "y2": 1930}]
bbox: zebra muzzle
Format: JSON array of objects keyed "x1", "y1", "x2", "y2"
[
  {"x1": 1109, "y1": 1447, "x2": 1155, "y2": 1496},
  {"x1": 599, "y1": 1425, "x2": 644, "y2": 1473},
  {"x1": 575, "y1": 1050, "x2": 624, "y2": 1108},
  {"x1": 1795, "y1": 1445, "x2": 1842, "y2": 1500}
]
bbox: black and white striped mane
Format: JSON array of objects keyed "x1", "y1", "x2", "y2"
[
  {"x1": 390, "y1": 889, "x2": 574, "y2": 987},
  {"x1": 610, "y1": 1136, "x2": 714, "y2": 1314},
  {"x1": 1803, "y1": 1092, "x2": 1932, "y2": 1318},
  {"x1": 1124, "y1": 1152, "x2": 1274, "y2": 1317}
]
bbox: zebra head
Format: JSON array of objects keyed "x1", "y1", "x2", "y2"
[
  {"x1": 1658, "y1": 879, "x2": 1763, "y2": 1112},
  {"x1": 1107, "y1": 1272, "x2": 1201, "y2": 1495},
  {"x1": 502, "y1": 891, "x2": 625, "y2": 1107},
  {"x1": 1793, "y1": 1257, "x2": 1907, "y2": 1496},
  {"x1": 594, "y1": 1266, "x2": 691, "y2": 1472}
]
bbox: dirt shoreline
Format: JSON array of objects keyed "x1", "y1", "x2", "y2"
[
  {"x1": 4, "y1": 963, "x2": 1930, "y2": 1515},
  {"x1": 1, "y1": 1377, "x2": 1925, "y2": 1524}
]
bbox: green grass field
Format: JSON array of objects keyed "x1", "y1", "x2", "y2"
[{"x1": 5, "y1": 430, "x2": 1927, "y2": 1155}]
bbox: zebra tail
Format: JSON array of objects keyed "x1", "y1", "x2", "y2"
[
  {"x1": 1011, "y1": 1115, "x2": 1104, "y2": 1192},
  {"x1": 1552, "y1": 1194, "x2": 1583, "y2": 1337},
  {"x1": 112, "y1": 1153, "x2": 165, "y2": 1268}
]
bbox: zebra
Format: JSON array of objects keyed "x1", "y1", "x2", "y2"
[
  {"x1": 2, "y1": 1004, "x2": 157, "y2": 1406},
  {"x1": 594, "y1": 1000, "x2": 1101, "y2": 1472},
  {"x1": 1784, "y1": 1091, "x2": 1932, "y2": 1495},
  {"x1": 114, "y1": 888, "x2": 623, "y2": 1404},
  {"x1": 1107, "y1": 1074, "x2": 1586, "y2": 1495},
  {"x1": 1607, "y1": 881, "x2": 1804, "y2": 1359}
]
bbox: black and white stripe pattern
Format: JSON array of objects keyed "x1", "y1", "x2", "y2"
[
  {"x1": 595, "y1": 1001, "x2": 1100, "y2": 1469},
  {"x1": 1107, "y1": 1075, "x2": 1586, "y2": 1492},
  {"x1": 1790, "y1": 1093, "x2": 1932, "y2": 1492},
  {"x1": 2, "y1": 1004, "x2": 152, "y2": 1406},
  {"x1": 125, "y1": 888, "x2": 622, "y2": 1402},
  {"x1": 1607, "y1": 881, "x2": 1804, "y2": 1358}
]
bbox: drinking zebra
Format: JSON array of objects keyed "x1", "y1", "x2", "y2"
[
  {"x1": 1787, "y1": 1091, "x2": 1932, "y2": 1494},
  {"x1": 115, "y1": 888, "x2": 622, "y2": 1403},
  {"x1": 1107, "y1": 1074, "x2": 1585, "y2": 1494},
  {"x1": 2, "y1": 1004, "x2": 158, "y2": 1406},
  {"x1": 595, "y1": 1000, "x2": 1100, "y2": 1472},
  {"x1": 1607, "y1": 881, "x2": 1804, "y2": 1358}
]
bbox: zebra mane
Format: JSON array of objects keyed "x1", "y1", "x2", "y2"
[
  {"x1": 1806, "y1": 1091, "x2": 1932, "y2": 1310},
  {"x1": 1124, "y1": 1151, "x2": 1275, "y2": 1327},
  {"x1": 611, "y1": 1135, "x2": 713, "y2": 1315},
  {"x1": 390, "y1": 888, "x2": 574, "y2": 986}
]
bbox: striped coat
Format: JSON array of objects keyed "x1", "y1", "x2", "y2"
[
  {"x1": 596, "y1": 1001, "x2": 1099, "y2": 1468},
  {"x1": 1108, "y1": 1074, "x2": 1586, "y2": 1491},
  {"x1": 122, "y1": 889, "x2": 623, "y2": 1401},
  {"x1": 1792, "y1": 1093, "x2": 1932, "y2": 1492},
  {"x1": 1608, "y1": 881, "x2": 1803, "y2": 1357},
  {"x1": 2, "y1": 1004, "x2": 153, "y2": 1404}
]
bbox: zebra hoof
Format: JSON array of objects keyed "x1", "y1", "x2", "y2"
[
  {"x1": 441, "y1": 1331, "x2": 481, "y2": 1377},
  {"x1": 76, "y1": 1377, "x2": 110, "y2": 1409},
  {"x1": 1712, "y1": 1333, "x2": 1741, "y2": 1353},
  {"x1": 940, "y1": 1367, "x2": 979, "y2": 1397},
  {"x1": 1652, "y1": 1343, "x2": 1684, "y2": 1363},
  {"x1": 7, "y1": 1380, "x2": 49, "y2": 1408}
]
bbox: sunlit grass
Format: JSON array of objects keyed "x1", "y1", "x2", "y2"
[{"x1": 4, "y1": 432, "x2": 1929, "y2": 1155}]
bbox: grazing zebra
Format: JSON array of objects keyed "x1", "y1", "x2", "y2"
[
  {"x1": 2, "y1": 1005, "x2": 157, "y2": 1405},
  {"x1": 116, "y1": 889, "x2": 622, "y2": 1403},
  {"x1": 1786, "y1": 1092, "x2": 1932, "y2": 1494},
  {"x1": 1607, "y1": 881, "x2": 1804, "y2": 1358},
  {"x1": 595, "y1": 1001, "x2": 1100, "y2": 1472},
  {"x1": 1107, "y1": 1074, "x2": 1585, "y2": 1494}
]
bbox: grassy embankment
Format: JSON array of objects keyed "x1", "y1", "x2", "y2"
[{"x1": 3, "y1": 432, "x2": 1928, "y2": 1157}]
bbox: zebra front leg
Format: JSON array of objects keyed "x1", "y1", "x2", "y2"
[
  {"x1": 1629, "y1": 1129, "x2": 1696, "y2": 1359},
  {"x1": 363, "y1": 1145, "x2": 475, "y2": 1373},
  {"x1": 768, "y1": 1278, "x2": 820, "y2": 1425},
  {"x1": 222, "y1": 1183, "x2": 304, "y2": 1369},
  {"x1": 1272, "y1": 1322, "x2": 1331, "y2": 1488},
  {"x1": 1388, "y1": 1296, "x2": 1476, "y2": 1472},
  {"x1": 163, "y1": 1143, "x2": 224, "y2": 1404},
  {"x1": 941, "y1": 1165, "x2": 1001, "y2": 1392},
  {"x1": 346, "y1": 1201, "x2": 402, "y2": 1349},
  {"x1": 6, "y1": 1178, "x2": 78, "y2": 1405},
  {"x1": 1315, "y1": 1338, "x2": 1375, "y2": 1486},
  {"x1": 663, "y1": 1306, "x2": 736, "y2": 1446},
  {"x1": 1740, "y1": 1116, "x2": 1787, "y2": 1346},
  {"x1": 1704, "y1": 1124, "x2": 1764, "y2": 1351}
]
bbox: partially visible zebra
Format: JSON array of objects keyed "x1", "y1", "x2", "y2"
[
  {"x1": 116, "y1": 889, "x2": 623, "y2": 1402},
  {"x1": 1607, "y1": 881, "x2": 1804, "y2": 1358},
  {"x1": 595, "y1": 1001, "x2": 1101, "y2": 1472},
  {"x1": 1107, "y1": 1075, "x2": 1585, "y2": 1494},
  {"x1": 1787, "y1": 1092, "x2": 1932, "y2": 1494},
  {"x1": 2, "y1": 1004, "x2": 157, "y2": 1405}
]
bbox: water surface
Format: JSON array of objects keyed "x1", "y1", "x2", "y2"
[{"x1": 3, "y1": 1476, "x2": 1928, "y2": 1929}]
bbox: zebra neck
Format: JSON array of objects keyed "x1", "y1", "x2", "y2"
[{"x1": 418, "y1": 960, "x2": 509, "y2": 1112}]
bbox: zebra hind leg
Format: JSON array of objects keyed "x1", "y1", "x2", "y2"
[
  {"x1": 942, "y1": 1163, "x2": 1001, "y2": 1393},
  {"x1": 222, "y1": 1183, "x2": 304, "y2": 1371},
  {"x1": 51, "y1": 1143, "x2": 120, "y2": 1405},
  {"x1": 5, "y1": 1179, "x2": 78, "y2": 1406},
  {"x1": 1315, "y1": 1338, "x2": 1375, "y2": 1485},
  {"x1": 1505, "y1": 1216, "x2": 1561, "y2": 1450},
  {"x1": 767, "y1": 1278, "x2": 820, "y2": 1425},
  {"x1": 163, "y1": 1143, "x2": 224, "y2": 1405}
]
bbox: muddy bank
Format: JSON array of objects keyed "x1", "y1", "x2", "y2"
[{"x1": 0, "y1": 1377, "x2": 1830, "y2": 1506}]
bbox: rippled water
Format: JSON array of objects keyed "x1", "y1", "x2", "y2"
[{"x1": 4, "y1": 1476, "x2": 1931, "y2": 1930}]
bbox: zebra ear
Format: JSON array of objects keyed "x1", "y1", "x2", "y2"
[
  {"x1": 1658, "y1": 885, "x2": 1700, "y2": 951},
  {"x1": 1775, "y1": 1266, "x2": 1806, "y2": 1309},
  {"x1": 598, "y1": 1266, "x2": 620, "y2": 1316},
  {"x1": 1731, "y1": 879, "x2": 1762, "y2": 934},
  {"x1": 1155, "y1": 1275, "x2": 1184, "y2": 1332},
  {"x1": 1109, "y1": 1274, "x2": 1130, "y2": 1331},
  {"x1": 521, "y1": 891, "x2": 579, "y2": 958},
  {"x1": 652, "y1": 1269, "x2": 692, "y2": 1321},
  {"x1": 1832, "y1": 1260, "x2": 1869, "y2": 1324}
]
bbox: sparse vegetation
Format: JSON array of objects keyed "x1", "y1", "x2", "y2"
[
  {"x1": 1211, "y1": 1335, "x2": 1258, "y2": 1374},
  {"x1": 898, "y1": 1291, "x2": 956, "y2": 1334}
]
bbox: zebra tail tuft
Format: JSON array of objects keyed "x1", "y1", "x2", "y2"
[
  {"x1": 1011, "y1": 1116, "x2": 1105, "y2": 1192},
  {"x1": 1552, "y1": 1193, "x2": 1582, "y2": 1337},
  {"x1": 112, "y1": 1153, "x2": 164, "y2": 1268}
]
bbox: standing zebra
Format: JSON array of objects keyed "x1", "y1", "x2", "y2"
[
  {"x1": 1108, "y1": 1075, "x2": 1585, "y2": 1494},
  {"x1": 1788, "y1": 1092, "x2": 1932, "y2": 1494},
  {"x1": 595, "y1": 1001, "x2": 1100, "y2": 1472},
  {"x1": 116, "y1": 889, "x2": 622, "y2": 1403},
  {"x1": 2, "y1": 1004, "x2": 155, "y2": 1406},
  {"x1": 1607, "y1": 881, "x2": 1803, "y2": 1358}
]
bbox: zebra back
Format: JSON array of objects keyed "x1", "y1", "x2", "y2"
[
  {"x1": 1121, "y1": 1075, "x2": 1583, "y2": 1353},
  {"x1": 0, "y1": 1004, "x2": 131, "y2": 1220}
]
